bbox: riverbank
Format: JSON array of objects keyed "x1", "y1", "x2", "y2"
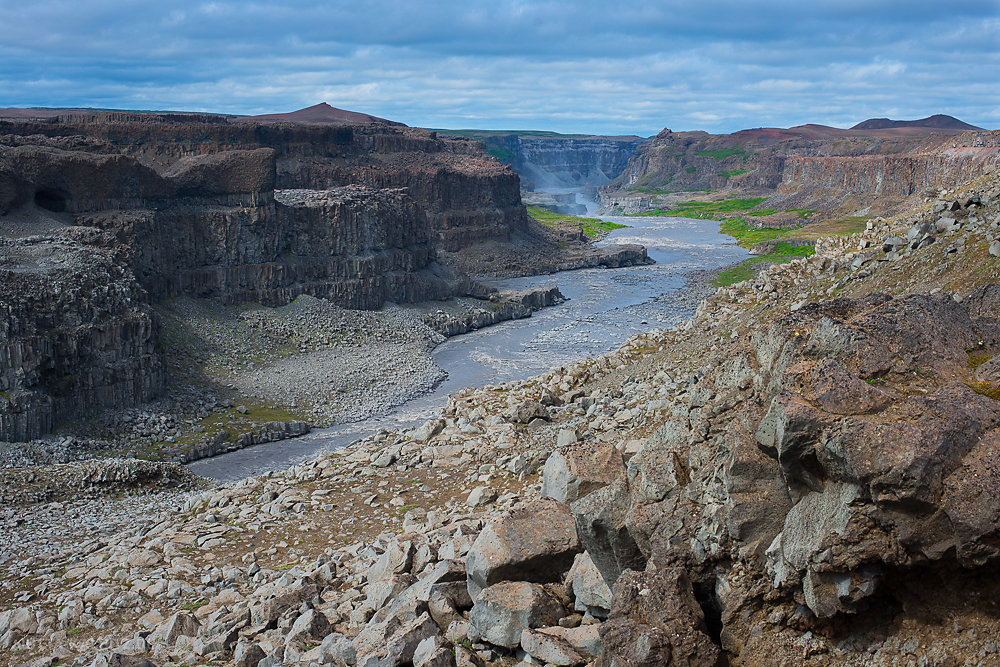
[{"x1": 0, "y1": 287, "x2": 565, "y2": 469}]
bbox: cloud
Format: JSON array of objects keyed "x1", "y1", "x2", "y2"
[{"x1": 0, "y1": 0, "x2": 997, "y2": 134}]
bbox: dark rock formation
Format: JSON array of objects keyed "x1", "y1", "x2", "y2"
[
  {"x1": 0, "y1": 238, "x2": 162, "y2": 442},
  {"x1": 573, "y1": 288, "x2": 1000, "y2": 663}
]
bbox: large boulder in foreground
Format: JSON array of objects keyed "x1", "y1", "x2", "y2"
[{"x1": 465, "y1": 498, "x2": 582, "y2": 599}]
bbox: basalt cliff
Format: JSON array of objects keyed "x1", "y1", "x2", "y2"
[
  {"x1": 602, "y1": 116, "x2": 1000, "y2": 218},
  {"x1": 0, "y1": 111, "x2": 647, "y2": 443},
  {"x1": 2, "y1": 140, "x2": 999, "y2": 667}
]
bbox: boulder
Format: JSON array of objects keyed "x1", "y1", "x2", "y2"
[
  {"x1": 367, "y1": 573, "x2": 418, "y2": 611},
  {"x1": 536, "y1": 624, "x2": 603, "y2": 659},
  {"x1": 504, "y1": 400, "x2": 548, "y2": 424},
  {"x1": 414, "y1": 635, "x2": 455, "y2": 667},
  {"x1": 570, "y1": 480, "x2": 645, "y2": 587},
  {"x1": 368, "y1": 539, "x2": 415, "y2": 583},
  {"x1": 466, "y1": 498, "x2": 582, "y2": 599},
  {"x1": 411, "y1": 419, "x2": 445, "y2": 442},
  {"x1": 542, "y1": 441, "x2": 625, "y2": 504},
  {"x1": 150, "y1": 612, "x2": 200, "y2": 646},
  {"x1": 520, "y1": 628, "x2": 586, "y2": 666},
  {"x1": 600, "y1": 568, "x2": 720, "y2": 667},
  {"x1": 466, "y1": 486, "x2": 498, "y2": 507},
  {"x1": 319, "y1": 633, "x2": 357, "y2": 666},
  {"x1": 286, "y1": 608, "x2": 332, "y2": 645},
  {"x1": 469, "y1": 582, "x2": 566, "y2": 649},
  {"x1": 566, "y1": 552, "x2": 613, "y2": 616}
]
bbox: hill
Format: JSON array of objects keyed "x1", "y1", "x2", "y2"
[
  {"x1": 232, "y1": 102, "x2": 404, "y2": 126},
  {"x1": 852, "y1": 113, "x2": 982, "y2": 131}
]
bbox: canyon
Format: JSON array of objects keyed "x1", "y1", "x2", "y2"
[
  {"x1": 2, "y1": 105, "x2": 1000, "y2": 667},
  {"x1": 601, "y1": 115, "x2": 1000, "y2": 218},
  {"x1": 0, "y1": 110, "x2": 649, "y2": 444}
]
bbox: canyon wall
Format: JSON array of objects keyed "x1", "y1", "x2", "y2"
[
  {"x1": 0, "y1": 114, "x2": 531, "y2": 251},
  {"x1": 0, "y1": 113, "x2": 540, "y2": 440},
  {"x1": 603, "y1": 127, "x2": 1000, "y2": 216},
  {"x1": 0, "y1": 237, "x2": 162, "y2": 441},
  {"x1": 508, "y1": 136, "x2": 647, "y2": 190}
]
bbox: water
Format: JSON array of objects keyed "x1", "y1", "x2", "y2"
[{"x1": 187, "y1": 206, "x2": 747, "y2": 481}]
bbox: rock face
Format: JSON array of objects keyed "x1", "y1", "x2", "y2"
[
  {"x1": 602, "y1": 125, "x2": 1000, "y2": 217},
  {"x1": 1, "y1": 113, "x2": 621, "y2": 441},
  {"x1": 499, "y1": 135, "x2": 647, "y2": 191},
  {"x1": 0, "y1": 238, "x2": 162, "y2": 441}
]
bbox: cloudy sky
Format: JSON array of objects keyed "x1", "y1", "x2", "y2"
[{"x1": 1, "y1": 1, "x2": 998, "y2": 136}]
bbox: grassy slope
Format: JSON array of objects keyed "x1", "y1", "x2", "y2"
[
  {"x1": 526, "y1": 206, "x2": 628, "y2": 239},
  {"x1": 629, "y1": 198, "x2": 866, "y2": 287}
]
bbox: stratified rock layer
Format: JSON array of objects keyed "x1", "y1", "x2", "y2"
[{"x1": 0, "y1": 238, "x2": 162, "y2": 441}]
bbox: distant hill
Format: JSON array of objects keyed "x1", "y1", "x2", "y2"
[
  {"x1": 233, "y1": 102, "x2": 404, "y2": 126},
  {"x1": 851, "y1": 114, "x2": 982, "y2": 131}
]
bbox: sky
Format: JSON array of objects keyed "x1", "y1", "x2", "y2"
[{"x1": 1, "y1": 1, "x2": 998, "y2": 136}]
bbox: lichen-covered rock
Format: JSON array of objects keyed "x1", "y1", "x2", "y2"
[
  {"x1": 600, "y1": 568, "x2": 720, "y2": 667},
  {"x1": 468, "y1": 582, "x2": 566, "y2": 649},
  {"x1": 541, "y1": 441, "x2": 624, "y2": 504},
  {"x1": 465, "y1": 498, "x2": 581, "y2": 599}
]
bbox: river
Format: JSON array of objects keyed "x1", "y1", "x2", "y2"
[{"x1": 188, "y1": 208, "x2": 748, "y2": 481}]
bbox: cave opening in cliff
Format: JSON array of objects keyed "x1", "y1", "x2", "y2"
[{"x1": 34, "y1": 187, "x2": 69, "y2": 213}]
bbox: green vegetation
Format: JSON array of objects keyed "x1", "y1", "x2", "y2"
[
  {"x1": 684, "y1": 166, "x2": 697, "y2": 174},
  {"x1": 718, "y1": 168, "x2": 748, "y2": 178},
  {"x1": 719, "y1": 217, "x2": 794, "y2": 249},
  {"x1": 484, "y1": 144, "x2": 515, "y2": 162},
  {"x1": 635, "y1": 197, "x2": 768, "y2": 219},
  {"x1": 748, "y1": 207, "x2": 816, "y2": 218},
  {"x1": 526, "y1": 206, "x2": 627, "y2": 239},
  {"x1": 712, "y1": 243, "x2": 816, "y2": 287},
  {"x1": 967, "y1": 380, "x2": 1000, "y2": 400},
  {"x1": 697, "y1": 147, "x2": 745, "y2": 160}
]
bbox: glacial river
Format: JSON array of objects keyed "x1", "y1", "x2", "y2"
[{"x1": 188, "y1": 209, "x2": 748, "y2": 481}]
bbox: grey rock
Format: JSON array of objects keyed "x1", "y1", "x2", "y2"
[
  {"x1": 566, "y1": 552, "x2": 613, "y2": 616},
  {"x1": 466, "y1": 498, "x2": 582, "y2": 600},
  {"x1": 368, "y1": 539, "x2": 415, "y2": 582},
  {"x1": 286, "y1": 608, "x2": 332, "y2": 644},
  {"x1": 151, "y1": 612, "x2": 200, "y2": 646},
  {"x1": 542, "y1": 442, "x2": 624, "y2": 504},
  {"x1": 521, "y1": 628, "x2": 586, "y2": 666},
  {"x1": 570, "y1": 480, "x2": 645, "y2": 588},
  {"x1": 469, "y1": 582, "x2": 566, "y2": 649},
  {"x1": 320, "y1": 633, "x2": 357, "y2": 666},
  {"x1": 466, "y1": 486, "x2": 498, "y2": 507}
]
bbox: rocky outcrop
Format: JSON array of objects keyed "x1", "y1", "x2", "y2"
[
  {"x1": 421, "y1": 287, "x2": 565, "y2": 336},
  {"x1": 0, "y1": 114, "x2": 531, "y2": 253},
  {"x1": 603, "y1": 126, "x2": 1000, "y2": 217},
  {"x1": 0, "y1": 237, "x2": 162, "y2": 442}
]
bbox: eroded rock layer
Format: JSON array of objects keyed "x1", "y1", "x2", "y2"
[
  {"x1": 0, "y1": 112, "x2": 562, "y2": 441},
  {"x1": 603, "y1": 126, "x2": 1000, "y2": 217},
  {"x1": 0, "y1": 238, "x2": 162, "y2": 441}
]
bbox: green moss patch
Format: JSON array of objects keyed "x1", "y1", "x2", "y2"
[
  {"x1": 527, "y1": 206, "x2": 627, "y2": 239},
  {"x1": 697, "y1": 147, "x2": 745, "y2": 160}
]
